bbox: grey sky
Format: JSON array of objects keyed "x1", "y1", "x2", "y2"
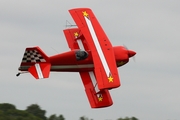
[{"x1": 0, "y1": 0, "x2": 180, "y2": 120}]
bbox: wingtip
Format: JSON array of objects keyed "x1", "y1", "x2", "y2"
[{"x1": 69, "y1": 8, "x2": 91, "y2": 12}]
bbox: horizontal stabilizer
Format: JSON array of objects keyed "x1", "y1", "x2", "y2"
[{"x1": 28, "y1": 63, "x2": 51, "y2": 79}]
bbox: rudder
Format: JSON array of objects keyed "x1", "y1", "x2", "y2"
[{"x1": 18, "y1": 46, "x2": 51, "y2": 79}]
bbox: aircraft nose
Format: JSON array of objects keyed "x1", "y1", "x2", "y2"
[{"x1": 128, "y1": 50, "x2": 136, "y2": 57}]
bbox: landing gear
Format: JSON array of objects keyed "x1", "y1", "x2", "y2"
[
  {"x1": 16, "y1": 71, "x2": 28, "y2": 77},
  {"x1": 16, "y1": 73, "x2": 21, "y2": 77}
]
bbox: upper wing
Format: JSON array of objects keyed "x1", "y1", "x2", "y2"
[{"x1": 69, "y1": 8, "x2": 120, "y2": 90}]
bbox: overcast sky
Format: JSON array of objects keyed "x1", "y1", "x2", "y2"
[{"x1": 0, "y1": 1, "x2": 180, "y2": 120}]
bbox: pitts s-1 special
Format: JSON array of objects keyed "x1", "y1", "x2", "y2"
[{"x1": 17, "y1": 8, "x2": 136, "y2": 108}]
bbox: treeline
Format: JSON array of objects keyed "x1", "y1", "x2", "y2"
[{"x1": 0, "y1": 103, "x2": 138, "y2": 120}]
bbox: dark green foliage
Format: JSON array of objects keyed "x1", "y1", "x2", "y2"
[
  {"x1": 79, "y1": 116, "x2": 90, "y2": 120},
  {"x1": 48, "y1": 114, "x2": 65, "y2": 120},
  {"x1": 79, "y1": 116, "x2": 94, "y2": 120},
  {"x1": 0, "y1": 103, "x2": 16, "y2": 111},
  {"x1": 26, "y1": 104, "x2": 47, "y2": 120},
  {"x1": 0, "y1": 103, "x2": 139, "y2": 120},
  {"x1": 48, "y1": 114, "x2": 57, "y2": 120},
  {"x1": 117, "y1": 117, "x2": 138, "y2": 120},
  {"x1": 131, "y1": 117, "x2": 138, "y2": 120},
  {"x1": 59, "y1": 114, "x2": 65, "y2": 120},
  {"x1": 0, "y1": 103, "x2": 43, "y2": 120}
]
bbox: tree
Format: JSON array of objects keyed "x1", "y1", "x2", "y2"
[
  {"x1": 131, "y1": 117, "x2": 138, "y2": 120},
  {"x1": 48, "y1": 114, "x2": 57, "y2": 120},
  {"x1": 58, "y1": 114, "x2": 65, "y2": 120},
  {"x1": 79, "y1": 116, "x2": 89, "y2": 120},
  {"x1": 0, "y1": 103, "x2": 42, "y2": 120},
  {"x1": 117, "y1": 117, "x2": 138, "y2": 120},
  {"x1": 0, "y1": 103, "x2": 139, "y2": 120},
  {"x1": 48, "y1": 114, "x2": 65, "y2": 120},
  {"x1": 26, "y1": 104, "x2": 47, "y2": 120},
  {"x1": 0, "y1": 103, "x2": 16, "y2": 111}
]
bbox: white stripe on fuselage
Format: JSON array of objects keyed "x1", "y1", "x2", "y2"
[{"x1": 84, "y1": 17, "x2": 110, "y2": 77}]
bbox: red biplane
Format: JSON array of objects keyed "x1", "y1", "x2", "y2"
[{"x1": 17, "y1": 8, "x2": 136, "y2": 108}]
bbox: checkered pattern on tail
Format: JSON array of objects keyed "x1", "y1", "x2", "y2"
[{"x1": 22, "y1": 50, "x2": 46, "y2": 63}]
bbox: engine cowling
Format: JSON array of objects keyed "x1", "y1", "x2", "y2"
[{"x1": 113, "y1": 46, "x2": 136, "y2": 67}]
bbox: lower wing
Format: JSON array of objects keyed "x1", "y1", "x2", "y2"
[{"x1": 80, "y1": 71, "x2": 113, "y2": 108}]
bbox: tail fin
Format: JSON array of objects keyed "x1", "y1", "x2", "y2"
[
  {"x1": 28, "y1": 63, "x2": 51, "y2": 79},
  {"x1": 18, "y1": 46, "x2": 51, "y2": 79},
  {"x1": 20, "y1": 46, "x2": 49, "y2": 65}
]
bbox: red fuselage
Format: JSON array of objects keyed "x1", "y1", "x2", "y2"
[
  {"x1": 49, "y1": 46, "x2": 136, "y2": 72},
  {"x1": 19, "y1": 46, "x2": 135, "y2": 72}
]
